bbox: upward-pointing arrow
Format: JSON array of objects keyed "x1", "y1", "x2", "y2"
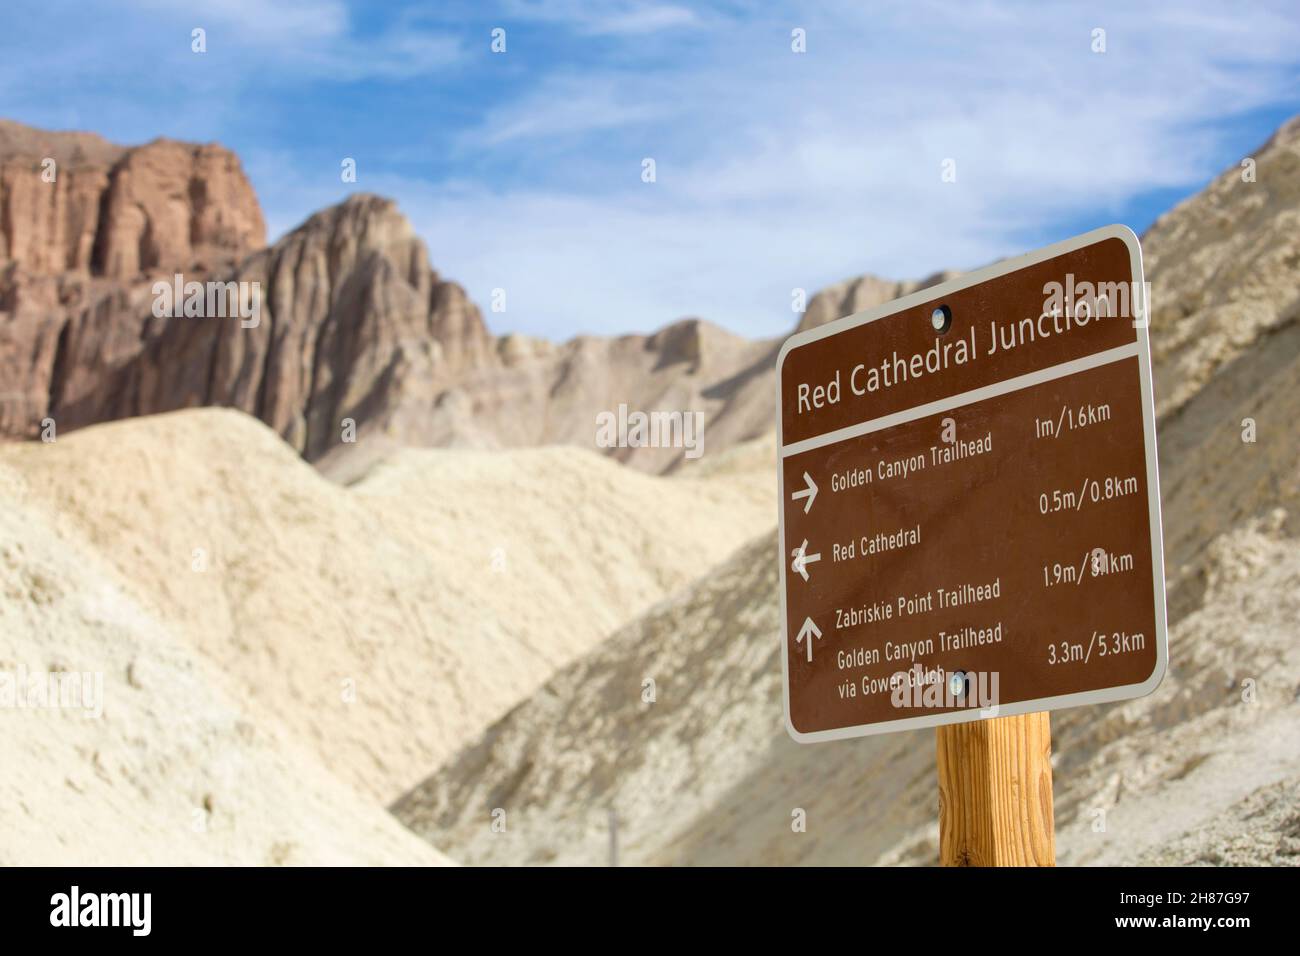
[
  {"x1": 795, "y1": 617, "x2": 823, "y2": 663},
  {"x1": 791, "y1": 471, "x2": 818, "y2": 514}
]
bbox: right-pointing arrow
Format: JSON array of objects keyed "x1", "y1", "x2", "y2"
[
  {"x1": 795, "y1": 617, "x2": 823, "y2": 663},
  {"x1": 791, "y1": 471, "x2": 818, "y2": 514}
]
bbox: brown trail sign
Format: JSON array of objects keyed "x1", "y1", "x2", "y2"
[{"x1": 776, "y1": 226, "x2": 1168, "y2": 865}]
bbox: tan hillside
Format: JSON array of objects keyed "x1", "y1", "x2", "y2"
[
  {"x1": 393, "y1": 511, "x2": 1300, "y2": 867},
  {"x1": 0, "y1": 407, "x2": 774, "y2": 804},
  {"x1": 321, "y1": 317, "x2": 782, "y2": 479},
  {"x1": 0, "y1": 461, "x2": 448, "y2": 865},
  {"x1": 1144, "y1": 115, "x2": 1300, "y2": 420}
]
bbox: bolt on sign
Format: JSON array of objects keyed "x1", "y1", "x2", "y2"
[{"x1": 777, "y1": 226, "x2": 1168, "y2": 742}]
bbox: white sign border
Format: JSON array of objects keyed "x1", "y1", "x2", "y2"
[{"x1": 776, "y1": 224, "x2": 1169, "y2": 744}]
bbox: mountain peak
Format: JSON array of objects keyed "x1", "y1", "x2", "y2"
[
  {"x1": 0, "y1": 124, "x2": 264, "y2": 279},
  {"x1": 796, "y1": 270, "x2": 960, "y2": 333}
]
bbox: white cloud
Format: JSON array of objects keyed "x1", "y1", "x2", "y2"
[
  {"x1": 112, "y1": 0, "x2": 1300, "y2": 341},
  {"x1": 383, "y1": 0, "x2": 1300, "y2": 338},
  {"x1": 148, "y1": 0, "x2": 351, "y2": 42},
  {"x1": 501, "y1": 1, "x2": 702, "y2": 36},
  {"x1": 581, "y1": 5, "x2": 700, "y2": 36},
  {"x1": 464, "y1": 78, "x2": 668, "y2": 148},
  {"x1": 124, "y1": 0, "x2": 463, "y2": 81}
]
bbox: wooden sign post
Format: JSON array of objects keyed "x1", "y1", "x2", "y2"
[
  {"x1": 776, "y1": 227, "x2": 1167, "y2": 866},
  {"x1": 937, "y1": 712, "x2": 1055, "y2": 866}
]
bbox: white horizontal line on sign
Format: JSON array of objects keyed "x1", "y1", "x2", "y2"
[{"x1": 780, "y1": 341, "x2": 1140, "y2": 458}]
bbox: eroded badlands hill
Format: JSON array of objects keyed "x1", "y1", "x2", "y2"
[
  {"x1": 0, "y1": 452, "x2": 448, "y2": 865},
  {"x1": 393, "y1": 117, "x2": 1300, "y2": 866},
  {"x1": 0, "y1": 407, "x2": 774, "y2": 805}
]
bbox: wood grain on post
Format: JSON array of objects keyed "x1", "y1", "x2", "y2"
[{"x1": 936, "y1": 712, "x2": 1055, "y2": 866}]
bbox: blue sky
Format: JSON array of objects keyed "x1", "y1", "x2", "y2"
[{"x1": 3, "y1": 0, "x2": 1300, "y2": 338}]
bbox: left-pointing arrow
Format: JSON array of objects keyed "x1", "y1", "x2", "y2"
[
  {"x1": 791, "y1": 539, "x2": 821, "y2": 582},
  {"x1": 795, "y1": 617, "x2": 823, "y2": 663}
]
